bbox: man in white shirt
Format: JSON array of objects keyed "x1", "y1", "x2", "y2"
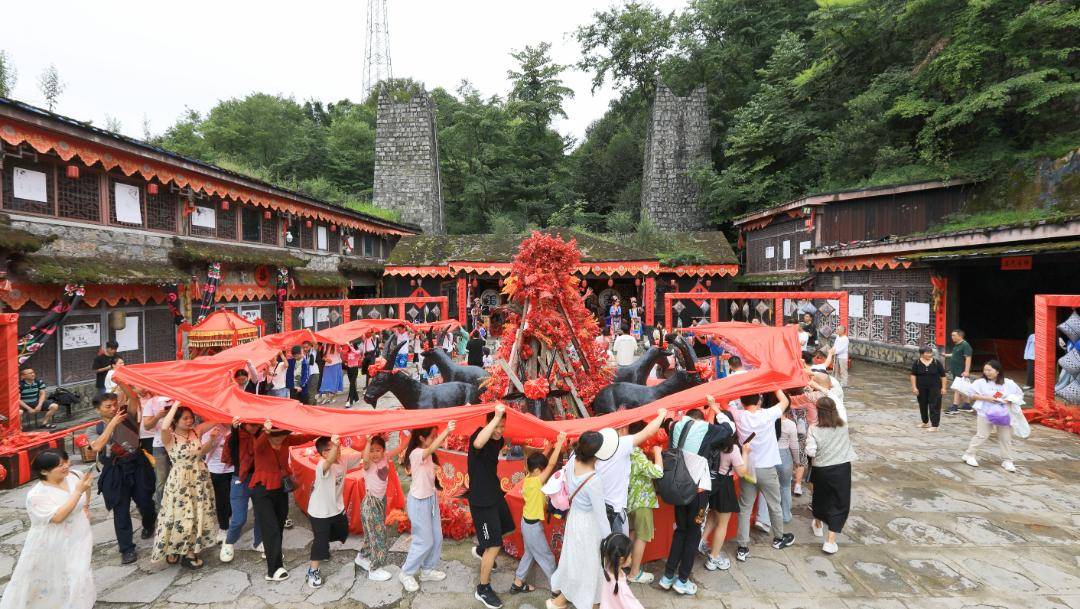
[
  {"x1": 612, "y1": 328, "x2": 638, "y2": 367},
  {"x1": 593, "y1": 409, "x2": 668, "y2": 535},
  {"x1": 832, "y1": 326, "x2": 850, "y2": 387},
  {"x1": 140, "y1": 392, "x2": 173, "y2": 507},
  {"x1": 731, "y1": 390, "x2": 793, "y2": 561},
  {"x1": 393, "y1": 327, "x2": 411, "y2": 370}
]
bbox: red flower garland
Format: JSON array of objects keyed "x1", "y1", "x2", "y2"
[{"x1": 523, "y1": 378, "x2": 550, "y2": 400}]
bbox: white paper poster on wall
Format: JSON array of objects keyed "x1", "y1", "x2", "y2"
[
  {"x1": 827, "y1": 299, "x2": 840, "y2": 314},
  {"x1": 302, "y1": 307, "x2": 314, "y2": 328},
  {"x1": 345, "y1": 236, "x2": 355, "y2": 251},
  {"x1": 316, "y1": 307, "x2": 330, "y2": 323},
  {"x1": 848, "y1": 294, "x2": 864, "y2": 318},
  {"x1": 192, "y1": 206, "x2": 217, "y2": 228},
  {"x1": 62, "y1": 323, "x2": 100, "y2": 350},
  {"x1": 782, "y1": 240, "x2": 791, "y2": 259},
  {"x1": 239, "y1": 307, "x2": 262, "y2": 322},
  {"x1": 13, "y1": 168, "x2": 48, "y2": 202},
  {"x1": 114, "y1": 183, "x2": 143, "y2": 224},
  {"x1": 799, "y1": 241, "x2": 812, "y2": 254},
  {"x1": 765, "y1": 246, "x2": 775, "y2": 259},
  {"x1": 115, "y1": 315, "x2": 140, "y2": 352},
  {"x1": 317, "y1": 226, "x2": 328, "y2": 250},
  {"x1": 873, "y1": 299, "x2": 893, "y2": 317},
  {"x1": 905, "y1": 302, "x2": 931, "y2": 324}
]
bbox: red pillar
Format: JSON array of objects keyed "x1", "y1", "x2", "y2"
[
  {"x1": 774, "y1": 298, "x2": 783, "y2": 326},
  {"x1": 1034, "y1": 295, "x2": 1054, "y2": 411},
  {"x1": 456, "y1": 276, "x2": 467, "y2": 323},
  {"x1": 644, "y1": 277, "x2": 655, "y2": 327},
  {"x1": 397, "y1": 303, "x2": 406, "y2": 320},
  {"x1": 1, "y1": 313, "x2": 20, "y2": 433},
  {"x1": 838, "y1": 293, "x2": 848, "y2": 330}
]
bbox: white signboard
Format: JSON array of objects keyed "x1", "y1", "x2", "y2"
[
  {"x1": 848, "y1": 294, "x2": 864, "y2": 318},
  {"x1": 799, "y1": 241, "x2": 812, "y2": 254},
  {"x1": 13, "y1": 168, "x2": 48, "y2": 202},
  {"x1": 345, "y1": 236, "x2": 355, "y2": 251},
  {"x1": 905, "y1": 302, "x2": 931, "y2": 325},
  {"x1": 192, "y1": 205, "x2": 217, "y2": 228},
  {"x1": 765, "y1": 246, "x2": 775, "y2": 259},
  {"x1": 114, "y1": 183, "x2": 143, "y2": 224},
  {"x1": 827, "y1": 299, "x2": 840, "y2": 314},
  {"x1": 302, "y1": 307, "x2": 314, "y2": 328},
  {"x1": 239, "y1": 307, "x2": 262, "y2": 322},
  {"x1": 782, "y1": 240, "x2": 791, "y2": 260},
  {"x1": 317, "y1": 226, "x2": 328, "y2": 251},
  {"x1": 873, "y1": 299, "x2": 893, "y2": 317},
  {"x1": 115, "y1": 315, "x2": 140, "y2": 353},
  {"x1": 62, "y1": 323, "x2": 100, "y2": 350},
  {"x1": 316, "y1": 307, "x2": 330, "y2": 323}
]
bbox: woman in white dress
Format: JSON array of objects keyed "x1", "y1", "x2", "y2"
[
  {"x1": 547, "y1": 431, "x2": 611, "y2": 609},
  {"x1": 0, "y1": 449, "x2": 95, "y2": 609},
  {"x1": 962, "y1": 359, "x2": 1023, "y2": 473}
]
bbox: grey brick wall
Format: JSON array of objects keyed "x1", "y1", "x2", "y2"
[
  {"x1": 641, "y1": 83, "x2": 711, "y2": 231},
  {"x1": 373, "y1": 91, "x2": 444, "y2": 235}
]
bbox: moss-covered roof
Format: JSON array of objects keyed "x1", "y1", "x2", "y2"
[
  {"x1": 0, "y1": 214, "x2": 55, "y2": 253},
  {"x1": 386, "y1": 228, "x2": 736, "y2": 267},
  {"x1": 732, "y1": 272, "x2": 813, "y2": 286},
  {"x1": 339, "y1": 257, "x2": 386, "y2": 275},
  {"x1": 170, "y1": 238, "x2": 309, "y2": 269},
  {"x1": 293, "y1": 269, "x2": 349, "y2": 288},
  {"x1": 12, "y1": 254, "x2": 189, "y2": 285},
  {"x1": 897, "y1": 239, "x2": 1080, "y2": 261}
]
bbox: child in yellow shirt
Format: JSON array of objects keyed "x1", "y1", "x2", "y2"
[{"x1": 510, "y1": 432, "x2": 566, "y2": 594}]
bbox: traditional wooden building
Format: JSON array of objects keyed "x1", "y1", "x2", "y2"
[
  {"x1": 381, "y1": 228, "x2": 739, "y2": 329},
  {"x1": 0, "y1": 97, "x2": 417, "y2": 390},
  {"x1": 734, "y1": 172, "x2": 1080, "y2": 367}
]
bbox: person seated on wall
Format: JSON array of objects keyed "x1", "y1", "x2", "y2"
[{"x1": 19, "y1": 368, "x2": 60, "y2": 429}]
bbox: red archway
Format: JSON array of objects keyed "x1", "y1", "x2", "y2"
[{"x1": 1030, "y1": 294, "x2": 1080, "y2": 434}]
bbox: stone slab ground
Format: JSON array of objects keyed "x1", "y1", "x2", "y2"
[{"x1": 0, "y1": 362, "x2": 1077, "y2": 608}]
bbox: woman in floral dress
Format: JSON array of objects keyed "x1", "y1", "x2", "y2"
[{"x1": 152, "y1": 400, "x2": 218, "y2": 568}]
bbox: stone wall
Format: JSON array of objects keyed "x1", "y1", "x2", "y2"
[
  {"x1": 373, "y1": 91, "x2": 444, "y2": 235},
  {"x1": 641, "y1": 83, "x2": 711, "y2": 231}
]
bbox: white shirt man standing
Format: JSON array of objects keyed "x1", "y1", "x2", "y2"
[
  {"x1": 833, "y1": 326, "x2": 850, "y2": 387},
  {"x1": 612, "y1": 329, "x2": 638, "y2": 366}
]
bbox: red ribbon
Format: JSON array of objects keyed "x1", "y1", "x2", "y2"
[{"x1": 368, "y1": 357, "x2": 388, "y2": 377}]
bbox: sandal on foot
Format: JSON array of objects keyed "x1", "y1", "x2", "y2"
[
  {"x1": 510, "y1": 582, "x2": 536, "y2": 594},
  {"x1": 165, "y1": 555, "x2": 180, "y2": 565},
  {"x1": 181, "y1": 556, "x2": 204, "y2": 569}
]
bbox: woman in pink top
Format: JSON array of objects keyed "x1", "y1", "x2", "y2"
[
  {"x1": 398, "y1": 422, "x2": 455, "y2": 592},
  {"x1": 701, "y1": 407, "x2": 751, "y2": 571},
  {"x1": 343, "y1": 341, "x2": 365, "y2": 407}
]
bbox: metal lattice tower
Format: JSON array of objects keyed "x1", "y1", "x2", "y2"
[{"x1": 362, "y1": 0, "x2": 392, "y2": 98}]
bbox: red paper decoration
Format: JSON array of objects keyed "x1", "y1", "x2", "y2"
[
  {"x1": 635, "y1": 278, "x2": 641, "y2": 287},
  {"x1": 330, "y1": 225, "x2": 337, "y2": 232},
  {"x1": 147, "y1": 183, "x2": 159, "y2": 196},
  {"x1": 607, "y1": 278, "x2": 614, "y2": 287},
  {"x1": 65, "y1": 165, "x2": 79, "y2": 179}
]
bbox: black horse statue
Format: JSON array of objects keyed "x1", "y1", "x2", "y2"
[
  {"x1": 363, "y1": 370, "x2": 479, "y2": 409},
  {"x1": 591, "y1": 369, "x2": 706, "y2": 414},
  {"x1": 614, "y1": 346, "x2": 671, "y2": 385},
  {"x1": 420, "y1": 346, "x2": 490, "y2": 385},
  {"x1": 668, "y1": 333, "x2": 698, "y2": 369}
]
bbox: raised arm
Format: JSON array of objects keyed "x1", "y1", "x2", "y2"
[
  {"x1": 49, "y1": 471, "x2": 93, "y2": 524},
  {"x1": 321, "y1": 435, "x2": 342, "y2": 473},
  {"x1": 159, "y1": 401, "x2": 182, "y2": 448},
  {"x1": 631, "y1": 408, "x2": 668, "y2": 447},
  {"x1": 386, "y1": 431, "x2": 409, "y2": 460},
  {"x1": 89, "y1": 410, "x2": 129, "y2": 453},
  {"x1": 473, "y1": 404, "x2": 506, "y2": 449},
  {"x1": 423, "y1": 421, "x2": 457, "y2": 459},
  {"x1": 196, "y1": 426, "x2": 220, "y2": 458},
  {"x1": 539, "y1": 432, "x2": 567, "y2": 483},
  {"x1": 774, "y1": 389, "x2": 790, "y2": 414}
]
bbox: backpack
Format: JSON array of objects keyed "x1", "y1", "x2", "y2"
[{"x1": 656, "y1": 422, "x2": 698, "y2": 506}]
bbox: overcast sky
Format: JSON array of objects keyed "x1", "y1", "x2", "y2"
[{"x1": 3, "y1": 0, "x2": 686, "y2": 145}]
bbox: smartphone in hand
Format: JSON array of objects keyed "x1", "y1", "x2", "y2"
[{"x1": 744, "y1": 432, "x2": 757, "y2": 444}]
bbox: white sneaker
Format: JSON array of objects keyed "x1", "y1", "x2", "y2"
[
  {"x1": 399, "y1": 572, "x2": 419, "y2": 592},
  {"x1": 369, "y1": 568, "x2": 392, "y2": 582},
  {"x1": 1002, "y1": 461, "x2": 1016, "y2": 473},
  {"x1": 962, "y1": 454, "x2": 979, "y2": 467},
  {"x1": 354, "y1": 554, "x2": 372, "y2": 571},
  {"x1": 419, "y1": 569, "x2": 446, "y2": 582},
  {"x1": 822, "y1": 541, "x2": 838, "y2": 554},
  {"x1": 754, "y1": 520, "x2": 771, "y2": 533},
  {"x1": 217, "y1": 529, "x2": 228, "y2": 544},
  {"x1": 265, "y1": 567, "x2": 290, "y2": 582},
  {"x1": 705, "y1": 554, "x2": 731, "y2": 571},
  {"x1": 793, "y1": 484, "x2": 804, "y2": 496},
  {"x1": 219, "y1": 543, "x2": 235, "y2": 563},
  {"x1": 811, "y1": 520, "x2": 824, "y2": 538},
  {"x1": 697, "y1": 539, "x2": 710, "y2": 557}
]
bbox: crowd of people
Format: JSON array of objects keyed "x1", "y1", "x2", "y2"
[{"x1": 4, "y1": 304, "x2": 1049, "y2": 609}]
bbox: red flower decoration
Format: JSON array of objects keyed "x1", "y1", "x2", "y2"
[
  {"x1": 368, "y1": 357, "x2": 388, "y2": 377},
  {"x1": 694, "y1": 360, "x2": 715, "y2": 380},
  {"x1": 523, "y1": 378, "x2": 550, "y2": 400}
]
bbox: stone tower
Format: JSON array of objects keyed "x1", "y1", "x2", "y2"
[
  {"x1": 373, "y1": 90, "x2": 444, "y2": 234},
  {"x1": 640, "y1": 83, "x2": 711, "y2": 231}
]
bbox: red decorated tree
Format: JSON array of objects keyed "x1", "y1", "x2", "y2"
[{"x1": 481, "y1": 232, "x2": 611, "y2": 417}]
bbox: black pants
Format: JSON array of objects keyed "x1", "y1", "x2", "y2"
[
  {"x1": 665, "y1": 493, "x2": 706, "y2": 582},
  {"x1": 251, "y1": 484, "x2": 289, "y2": 576},
  {"x1": 810, "y1": 462, "x2": 852, "y2": 534},
  {"x1": 346, "y1": 366, "x2": 360, "y2": 403},
  {"x1": 1026, "y1": 360, "x2": 1035, "y2": 387},
  {"x1": 916, "y1": 385, "x2": 942, "y2": 427},
  {"x1": 103, "y1": 462, "x2": 157, "y2": 555},
  {"x1": 210, "y1": 472, "x2": 233, "y2": 530},
  {"x1": 304, "y1": 374, "x2": 320, "y2": 404}
]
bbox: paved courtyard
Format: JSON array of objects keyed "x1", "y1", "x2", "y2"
[{"x1": 0, "y1": 362, "x2": 1078, "y2": 609}]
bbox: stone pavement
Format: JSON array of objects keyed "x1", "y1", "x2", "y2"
[{"x1": 0, "y1": 362, "x2": 1078, "y2": 608}]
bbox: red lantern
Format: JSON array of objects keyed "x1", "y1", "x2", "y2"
[
  {"x1": 705, "y1": 279, "x2": 712, "y2": 288},
  {"x1": 306, "y1": 219, "x2": 313, "y2": 228},
  {"x1": 471, "y1": 278, "x2": 479, "y2": 288},
  {"x1": 410, "y1": 279, "x2": 417, "y2": 287},
  {"x1": 330, "y1": 225, "x2": 337, "y2": 232},
  {"x1": 264, "y1": 210, "x2": 272, "y2": 220},
  {"x1": 635, "y1": 278, "x2": 641, "y2": 287},
  {"x1": 220, "y1": 200, "x2": 230, "y2": 211},
  {"x1": 147, "y1": 182, "x2": 159, "y2": 196},
  {"x1": 65, "y1": 165, "x2": 79, "y2": 179},
  {"x1": 607, "y1": 278, "x2": 614, "y2": 287}
]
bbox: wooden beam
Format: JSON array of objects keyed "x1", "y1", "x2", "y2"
[
  {"x1": 497, "y1": 359, "x2": 524, "y2": 394},
  {"x1": 554, "y1": 293, "x2": 590, "y2": 373},
  {"x1": 554, "y1": 350, "x2": 589, "y2": 418}
]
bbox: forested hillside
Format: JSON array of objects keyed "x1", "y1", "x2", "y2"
[{"x1": 147, "y1": 0, "x2": 1078, "y2": 233}]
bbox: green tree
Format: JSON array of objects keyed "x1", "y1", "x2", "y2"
[
  {"x1": 38, "y1": 64, "x2": 64, "y2": 111},
  {"x1": 200, "y1": 93, "x2": 312, "y2": 170},
  {"x1": 0, "y1": 51, "x2": 16, "y2": 98},
  {"x1": 576, "y1": 2, "x2": 676, "y2": 96}
]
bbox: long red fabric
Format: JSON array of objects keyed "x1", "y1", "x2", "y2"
[{"x1": 113, "y1": 323, "x2": 807, "y2": 441}]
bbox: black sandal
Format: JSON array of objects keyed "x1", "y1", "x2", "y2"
[
  {"x1": 180, "y1": 556, "x2": 204, "y2": 569},
  {"x1": 510, "y1": 582, "x2": 536, "y2": 594},
  {"x1": 165, "y1": 555, "x2": 180, "y2": 565}
]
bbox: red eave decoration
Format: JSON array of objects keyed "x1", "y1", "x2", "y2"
[
  {"x1": 664, "y1": 264, "x2": 739, "y2": 277},
  {"x1": 813, "y1": 254, "x2": 910, "y2": 272},
  {"x1": 0, "y1": 118, "x2": 412, "y2": 237}
]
